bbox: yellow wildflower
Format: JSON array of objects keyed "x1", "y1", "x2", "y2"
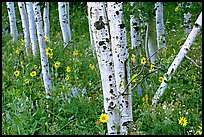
[
  {"x1": 44, "y1": 35, "x2": 48, "y2": 41},
  {"x1": 145, "y1": 94, "x2": 148, "y2": 101},
  {"x1": 131, "y1": 74, "x2": 137, "y2": 83},
  {"x1": 54, "y1": 61, "x2": 60, "y2": 69},
  {"x1": 99, "y1": 113, "x2": 108, "y2": 123},
  {"x1": 150, "y1": 64, "x2": 154, "y2": 71},
  {"x1": 89, "y1": 64, "x2": 94, "y2": 70},
  {"x1": 66, "y1": 66, "x2": 71, "y2": 73},
  {"x1": 131, "y1": 54, "x2": 135, "y2": 61},
  {"x1": 159, "y1": 77, "x2": 164, "y2": 83},
  {"x1": 30, "y1": 71, "x2": 37, "y2": 77},
  {"x1": 46, "y1": 47, "x2": 53, "y2": 59},
  {"x1": 175, "y1": 7, "x2": 179, "y2": 12},
  {"x1": 65, "y1": 75, "x2": 70, "y2": 81},
  {"x1": 178, "y1": 117, "x2": 187, "y2": 127},
  {"x1": 14, "y1": 70, "x2": 20, "y2": 77},
  {"x1": 34, "y1": 65, "x2": 38, "y2": 69},
  {"x1": 15, "y1": 49, "x2": 19, "y2": 54},
  {"x1": 198, "y1": 124, "x2": 202, "y2": 135},
  {"x1": 177, "y1": 39, "x2": 182, "y2": 45},
  {"x1": 73, "y1": 50, "x2": 79, "y2": 56},
  {"x1": 173, "y1": 48, "x2": 176, "y2": 54},
  {"x1": 141, "y1": 57, "x2": 146, "y2": 65},
  {"x1": 25, "y1": 79, "x2": 29, "y2": 84}
]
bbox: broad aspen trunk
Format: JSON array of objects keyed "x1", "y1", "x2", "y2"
[
  {"x1": 147, "y1": 18, "x2": 157, "y2": 64},
  {"x1": 184, "y1": 2, "x2": 192, "y2": 37},
  {"x1": 87, "y1": 2, "x2": 120, "y2": 135},
  {"x1": 43, "y1": 2, "x2": 50, "y2": 43},
  {"x1": 155, "y1": 2, "x2": 166, "y2": 49},
  {"x1": 26, "y1": 2, "x2": 38, "y2": 56},
  {"x1": 18, "y1": 2, "x2": 30, "y2": 56},
  {"x1": 87, "y1": 3, "x2": 96, "y2": 55},
  {"x1": 152, "y1": 12, "x2": 202, "y2": 105},
  {"x1": 6, "y1": 2, "x2": 18, "y2": 42},
  {"x1": 107, "y1": 2, "x2": 133, "y2": 135},
  {"x1": 130, "y1": 2, "x2": 140, "y2": 49},
  {"x1": 34, "y1": 2, "x2": 52, "y2": 98},
  {"x1": 58, "y1": 2, "x2": 71, "y2": 47}
]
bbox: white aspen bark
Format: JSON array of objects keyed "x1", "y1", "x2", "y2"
[
  {"x1": 144, "y1": 22, "x2": 149, "y2": 60},
  {"x1": 25, "y1": 2, "x2": 38, "y2": 56},
  {"x1": 184, "y1": 2, "x2": 192, "y2": 36},
  {"x1": 155, "y1": 2, "x2": 166, "y2": 49},
  {"x1": 147, "y1": 18, "x2": 157, "y2": 64},
  {"x1": 18, "y1": 2, "x2": 30, "y2": 56},
  {"x1": 43, "y1": 2, "x2": 50, "y2": 43},
  {"x1": 6, "y1": 2, "x2": 18, "y2": 42},
  {"x1": 66, "y1": 2, "x2": 71, "y2": 41},
  {"x1": 34, "y1": 2, "x2": 52, "y2": 98},
  {"x1": 152, "y1": 12, "x2": 202, "y2": 105},
  {"x1": 87, "y1": 3, "x2": 96, "y2": 55},
  {"x1": 107, "y1": 2, "x2": 133, "y2": 135},
  {"x1": 130, "y1": 2, "x2": 140, "y2": 49},
  {"x1": 87, "y1": 2, "x2": 120, "y2": 135},
  {"x1": 58, "y1": 2, "x2": 71, "y2": 47}
]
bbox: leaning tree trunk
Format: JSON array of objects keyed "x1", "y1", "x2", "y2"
[
  {"x1": 155, "y1": 2, "x2": 166, "y2": 49},
  {"x1": 184, "y1": 2, "x2": 192, "y2": 37},
  {"x1": 58, "y1": 2, "x2": 71, "y2": 47},
  {"x1": 87, "y1": 2, "x2": 120, "y2": 135},
  {"x1": 6, "y1": 2, "x2": 18, "y2": 42},
  {"x1": 152, "y1": 12, "x2": 202, "y2": 105},
  {"x1": 43, "y1": 2, "x2": 50, "y2": 43},
  {"x1": 107, "y1": 2, "x2": 133, "y2": 135},
  {"x1": 25, "y1": 2, "x2": 38, "y2": 56},
  {"x1": 18, "y1": 2, "x2": 30, "y2": 56},
  {"x1": 33, "y1": 2, "x2": 52, "y2": 98}
]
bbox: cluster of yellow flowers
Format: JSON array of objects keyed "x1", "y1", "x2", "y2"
[{"x1": 46, "y1": 47, "x2": 53, "y2": 59}]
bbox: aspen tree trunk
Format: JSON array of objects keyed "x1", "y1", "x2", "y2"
[
  {"x1": 66, "y1": 2, "x2": 71, "y2": 41},
  {"x1": 87, "y1": 3, "x2": 96, "y2": 55},
  {"x1": 25, "y1": 2, "x2": 38, "y2": 56},
  {"x1": 87, "y1": 2, "x2": 120, "y2": 135},
  {"x1": 6, "y1": 2, "x2": 18, "y2": 42},
  {"x1": 43, "y1": 2, "x2": 50, "y2": 43},
  {"x1": 18, "y1": 2, "x2": 30, "y2": 56},
  {"x1": 58, "y1": 2, "x2": 71, "y2": 47},
  {"x1": 33, "y1": 2, "x2": 52, "y2": 98},
  {"x1": 152, "y1": 12, "x2": 202, "y2": 105},
  {"x1": 107, "y1": 2, "x2": 133, "y2": 135},
  {"x1": 130, "y1": 2, "x2": 140, "y2": 49},
  {"x1": 184, "y1": 2, "x2": 192, "y2": 37},
  {"x1": 155, "y1": 2, "x2": 166, "y2": 49},
  {"x1": 147, "y1": 18, "x2": 157, "y2": 64}
]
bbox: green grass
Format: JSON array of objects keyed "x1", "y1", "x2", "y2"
[{"x1": 2, "y1": 2, "x2": 202, "y2": 135}]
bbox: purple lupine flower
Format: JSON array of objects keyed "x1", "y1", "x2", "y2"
[{"x1": 137, "y1": 85, "x2": 142, "y2": 95}]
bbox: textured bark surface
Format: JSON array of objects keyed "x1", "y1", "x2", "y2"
[
  {"x1": 107, "y1": 2, "x2": 133, "y2": 135},
  {"x1": 18, "y1": 2, "x2": 30, "y2": 56},
  {"x1": 58, "y1": 2, "x2": 71, "y2": 47},
  {"x1": 184, "y1": 2, "x2": 192, "y2": 36},
  {"x1": 26, "y1": 2, "x2": 38, "y2": 56},
  {"x1": 34, "y1": 2, "x2": 52, "y2": 98},
  {"x1": 87, "y1": 2, "x2": 120, "y2": 135},
  {"x1": 155, "y1": 2, "x2": 166, "y2": 49},
  {"x1": 152, "y1": 12, "x2": 202, "y2": 105},
  {"x1": 6, "y1": 2, "x2": 18, "y2": 42},
  {"x1": 43, "y1": 2, "x2": 50, "y2": 43}
]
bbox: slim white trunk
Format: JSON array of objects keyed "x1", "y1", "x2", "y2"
[
  {"x1": 155, "y1": 2, "x2": 166, "y2": 49},
  {"x1": 87, "y1": 4, "x2": 96, "y2": 55},
  {"x1": 18, "y1": 2, "x2": 30, "y2": 56},
  {"x1": 147, "y1": 18, "x2": 157, "y2": 64},
  {"x1": 66, "y1": 2, "x2": 71, "y2": 41},
  {"x1": 33, "y1": 2, "x2": 52, "y2": 98},
  {"x1": 107, "y1": 2, "x2": 133, "y2": 135},
  {"x1": 87, "y1": 2, "x2": 120, "y2": 135},
  {"x1": 152, "y1": 12, "x2": 202, "y2": 105},
  {"x1": 184, "y1": 2, "x2": 192, "y2": 36},
  {"x1": 6, "y1": 2, "x2": 18, "y2": 42},
  {"x1": 25, "y1": 2, "x2": 38, "y2": 56},
  {"x1": 130, "y1": 2, "x2": 140, "y2": 49},
  {"x1": 58, "y1": 2, "x2": 71, "y2": 47},
  {"x1": 43, "y1": 2, "x2": 50, "y2": 43}
]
